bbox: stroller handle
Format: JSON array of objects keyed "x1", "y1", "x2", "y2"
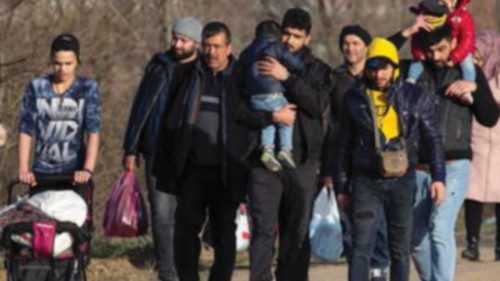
[
  {"x1": 7, "y1": 173, "x2": 87, "y2": 205},
  {"x1": 35, "y1": 173, "x2": 75, "y2": 186}
]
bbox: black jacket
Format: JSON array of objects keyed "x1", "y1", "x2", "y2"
[
  {"x1": 152, "y1": 56, "x2": 251, "y2": 202},
  {"x1": 320, "y1": 65, "x2": 360, "y2": 176},
  {"x1": 123, "y1": 51, "x2": 177, "y2": 156},
  {"x1": 239, "y1": 37, "x2": 304, "y2": 95},
  {"x1": 334, "y1": 77, "x2": 446, "y2": 195},
  {"x1": 408, "y1": 61, "x2": 500, "y2": 160},
  {"x1": 236, "y1": 47, "x2": 333, "y2": 165}
]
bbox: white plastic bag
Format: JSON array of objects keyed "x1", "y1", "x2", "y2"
[
  {"x1": 235, "y1": 204, "x2": 251, "y2": 252},
  {"x1": 309, "y1": 187, "x2": 343, "y2": 261}
]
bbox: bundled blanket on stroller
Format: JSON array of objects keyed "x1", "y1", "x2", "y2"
[{"x1": 0, "y1": 190, "x2": 87, "y2": 256}]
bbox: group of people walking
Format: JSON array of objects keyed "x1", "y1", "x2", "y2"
[{"x1": 16, "y1": 2, "x2": 500, "y2": 281}]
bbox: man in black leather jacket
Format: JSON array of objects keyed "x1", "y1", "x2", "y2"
[
  {"x1": 122, "y1": 17, "x2": 202, "y2": 281},
  {"x1": 237, "y1": 8, "x2": 333, "y2": 281},
  {"x1": 153, "y1": 22, "x2": 252, "y2": 281},
  {"x1": 334, "y1": 37, "x2": 446, "y2": 281}
]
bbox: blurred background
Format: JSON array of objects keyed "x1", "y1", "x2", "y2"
[{"x1": 0, "y1": 0, "x2": 499, "y2": 236}]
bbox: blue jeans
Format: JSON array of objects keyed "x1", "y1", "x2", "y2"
[
  {"x1": 250, "y1": 93, "x2": 293, "y2": 150},
  {"x1": 145, "y1": 156, "x2": 178, "y2": 281},
  {"x1": 411, "y1": 160, "x2": 470, "y2": 281},
  {"x1": 408, "y1": 54, "x2": 476, "y2": 82},
  {"x1": 349, "y1": 175, "x2": 416, "y2": 281}
]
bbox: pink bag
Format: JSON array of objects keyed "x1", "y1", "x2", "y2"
[
  {"x1": 103, "y1": 171, "x2": 149, "y2": 237},
  {"x1": 32, "y1": 221, "x2": 56, "y2": 259}
]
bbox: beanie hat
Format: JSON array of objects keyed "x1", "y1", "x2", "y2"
[
  {"x1": 366, "y1": 37, "x2": 400, "y2": 80},
  {"x1": 51, "y1": 33, "x2": 80, "y2": 61},
  {"x1": 338, "y1": 25, "x2": 372, "y2": 50},
  {"x1": 172, "y1": 17, "x2": 203, "y2": 44}
]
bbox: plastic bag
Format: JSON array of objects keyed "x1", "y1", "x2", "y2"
[
  {"x1": 235, "y1": 204, "x2": 251, "y2": 252},
  {"x1": 309, "y1": 187, "x2": 343, "y2": 261},
  {"x1": 103, "y1": 171, "x2": 148, "y2": 237}
]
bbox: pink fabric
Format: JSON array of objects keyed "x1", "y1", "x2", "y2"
[
  {"x1": 475, "y1": 31, "x2": 500, "y2": 82},
  {"x1": 467, "y1": 74, "x2": 500, "y2": 202},
  {"x1": 103, "y1": 171, "x2": 149, "y2": 237},
  {"x1": 32, "y1": 221, "x2": 56, "y2": 259}
]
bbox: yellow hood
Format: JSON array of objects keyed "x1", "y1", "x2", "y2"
[{"x1": 366, "y1": 37, "x2": 400, "y2": 80}]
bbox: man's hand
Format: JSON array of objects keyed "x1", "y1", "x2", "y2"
[
  {"x1": 74, "y1": 170, "x2": 92, "y2": 184},
  {"x1": 401, "y1": 14, "x2": 433, "y2": 38},
  {"x1": 445, "y1": 80, "x2": 477, "y2": 102},
  {"x1": 257, "y1": 57, "x2": 291, "y2": 81},
  {"x1": 123, "y1": 154, "x2": 138, "y2": 172},
  {"x1": 337, "y1": 193, "x2": 351, "y2": 213},
  {"x1": 18, "y1": 170, "x2": 36, "y2": 187},
  {"x1": 429, "y1": 181, "x2": 446, "y2": 207},
  {"x1": 318, "y1": 176, "x2": 334, "y2": 189},
  {"x1": 272, "y1": 104, "x2": 297, "y2": 126}
]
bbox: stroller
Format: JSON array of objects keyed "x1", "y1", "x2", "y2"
[{"x1": 1, "y1": 174, "x2": 94, "y2": 281}]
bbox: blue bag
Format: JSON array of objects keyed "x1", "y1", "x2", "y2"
[{"x1": 309, "y1": 187, "x2": 343, "y2": 261}]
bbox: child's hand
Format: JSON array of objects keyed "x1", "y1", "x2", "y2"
[{"x1": 446, "y1": 60, "x2": 455, "y2": 67}]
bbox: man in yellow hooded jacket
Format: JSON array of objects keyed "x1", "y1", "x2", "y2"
[{"x1": 333, "y1": 38, "x2": 446, "y2": 281}]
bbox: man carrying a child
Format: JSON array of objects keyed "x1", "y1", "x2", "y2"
[
  {"x1": 237, "y1": 8, "x2": 333, "y2": 281},
  {"x1": 409, "y1": 25, "x2": 500, "y2": 281}
]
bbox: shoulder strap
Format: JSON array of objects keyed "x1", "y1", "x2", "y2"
[{"x1": 366, "y1": 90, "x2": 383, "y2": 153}]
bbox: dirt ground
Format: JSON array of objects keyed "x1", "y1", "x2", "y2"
[{"x1": 1, "y1": 236, "x2": 499, "y2": 281}]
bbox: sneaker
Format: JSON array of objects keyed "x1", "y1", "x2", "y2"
[
  {"x1": 406, "y1": 78, "x2": 416, "y2": 84},
  {"x1": 370, "y1": 268, "x2": 387, "y2": 281},
  {"x1": 277, "y1": 150, "x2": 296, "y2": 170},
  {"x1": 261, "y1": 149, "x2": 282, "y2": 172}
]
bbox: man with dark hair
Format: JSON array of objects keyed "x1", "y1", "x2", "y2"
[
  {"x1": 153, "y1": 21, "x2": 250, "y2": 281},
  {"x1": 409, "y1": 24, "x2": 500, "y2": 281},
  {"x1": 238, "y1": 8, "x2": 333, "y2": 281},
  {"x1": 239, "y1": 20, "x2": 304, "y2": 171},
  {"x1": 255, "y1": 20, "x2": 281, "y2": 39},
  {"x1": 122, "y1": 16, "x2": 202, "y2": 281}
]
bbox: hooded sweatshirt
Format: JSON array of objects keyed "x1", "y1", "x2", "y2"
[{"x1": 366, "y1": 38, "x2": 402, "y2": 141}]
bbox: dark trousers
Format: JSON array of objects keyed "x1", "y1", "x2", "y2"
[
  {"x1": 371, "y1": 217, "x2": 390, "y2": 270},
  {"x1": 464, "y1": 199, "x2": 500, "y2": 245},
  {"x1": 173, "y1": 165, "x2": 239, "y2": 281},
  {"x1": 349, "y1": 175, "x2": 415, "y2": 281},
  {"x1": 248, "y1": 161, "x2": 318, "y2": 281}
]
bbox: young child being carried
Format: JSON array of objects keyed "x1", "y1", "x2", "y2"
[
  {"x1": 408, "y1": 0, "x2": 476, "y2": 103},
  {"x1": 239, "y1": 20, "x2": 304, "y2": 172}
]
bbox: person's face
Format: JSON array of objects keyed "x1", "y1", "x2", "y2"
[
  {"x1": 171, "y1": 33, "x2": 198, "y2": 61},
  {"x1": 424, "y1": 38, "x2": 457, "y2": 68},
  {"x1": 366, "y1": 64, "x2": 395, "y2": 89},
  {"x1": 202, "y1": 33, "x2": 232, "y2": 72},
  {"x1": 440, "y1": 0, "x2": 456, "y2": 10},
  {"x1": 281, "y1": 27, "x2": 311, "y2": 53},
  {"x1": 52, "y1": 51, "x2": 78, "y2": 82},
  {"x1": 342, "y1": 35, "x2": 368, "y2": 65}
]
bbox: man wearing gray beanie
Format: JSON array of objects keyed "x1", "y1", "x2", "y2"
[
  {"x1": 173, "y1": 17, "x2": 203, "y2": 45},
  {"x1": 123, "y1": 16, "x2": 202, "y2": 281}
]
